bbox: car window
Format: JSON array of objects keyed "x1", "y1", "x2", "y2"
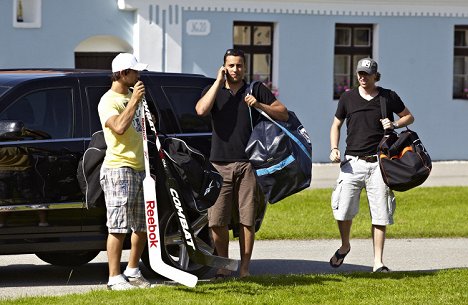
[
  {"x1": 85, "y1": 86, "x2": 109, "y2": 134},
  {"x1": 0, "y1": 88, "x2": 73, "y2": 139},
  {"x1": 161, "y1": 86, "x2": 211, "y2": 133}
]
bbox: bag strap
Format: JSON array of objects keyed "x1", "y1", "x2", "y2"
[
  {"x1": 379, "y1": 91, "x2": 388, "y2": 119},
  {"x1": 247, "y1": 81, "x2": 311, "y2": 160},
  {"x1": 247, "y1": 81, "x2": 261, "y2": 131}
]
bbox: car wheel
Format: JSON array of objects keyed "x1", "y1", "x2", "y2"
[
  {"x1": 142, "y1": 210, "x2": 213, "y2": 278},
  {"x1": 36, "y1": 250, "x2": 100, "y2": 266}
]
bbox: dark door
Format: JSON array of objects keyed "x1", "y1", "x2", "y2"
[{"x1": 0, "y1": 77, "x2": 85, "y2": 236}]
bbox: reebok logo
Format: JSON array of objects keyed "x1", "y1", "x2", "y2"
[
  {"x1": 203, "y1": 180, "x2": 214, "y2": 196},
  {"x1": 145, "y1": 200, "x2": 159, "y2": 248}
]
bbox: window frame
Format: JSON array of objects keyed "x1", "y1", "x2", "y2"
[
  {"x1": 233, "y1": 21, "x2": 274, "y2": 84},
  {"x1": 453, "y1": 25, "x2": 468, "y2": 99},
  {"x1": 333, "y1": 23, "x2": 373, "y2": 100}
]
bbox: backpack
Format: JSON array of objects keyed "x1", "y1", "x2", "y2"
[
  {"x1": 245, "y1": 82, "x2": 312, "y2": 203},
  {"x1": 162, "y1": 137, "x2": 222, "y2": 212},
  {"x1": 377, "y1": 94, "x2": 432, "y2": 191},
  {"x1": 76, "y1": 130, "x2": 106, "y2": 208}
]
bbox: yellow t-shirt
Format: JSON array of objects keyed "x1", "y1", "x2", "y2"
[{"x1": 97, "y1": 90, "x2": 144, "y2": 171}]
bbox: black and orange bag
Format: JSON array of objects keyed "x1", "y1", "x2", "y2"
[{"x1": 377, "y1": 95, "x2": 432, "y2": 192}]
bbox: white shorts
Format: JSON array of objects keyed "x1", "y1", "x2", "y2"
[{"x1": 331, "y1": 155, "x2": 396, "y2": 226}]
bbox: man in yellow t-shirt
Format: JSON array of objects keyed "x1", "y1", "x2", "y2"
[{"x1": 97, "y1": 53, "x2": 150, "y2": 291}]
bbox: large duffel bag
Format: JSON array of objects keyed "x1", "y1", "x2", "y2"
[
  {"x1": 163, "y1": 137, "x2": 222, "y2": 212},
  {"x1": 76, "y1": 130, "x2": 106, "y2": 208},
  {"x1": 378, "y1": 95, "x2": 432, "y2": 192},
  {"x1": 245, "y1": 82, "x2": 312, "y2": 203}
]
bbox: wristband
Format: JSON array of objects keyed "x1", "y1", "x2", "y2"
[
  {"x1": 330, "y1": 147, "x2": 338, "y2": 152},
  {"x1": 392, "y1": 121, "x2": 399, "y2": 129}
]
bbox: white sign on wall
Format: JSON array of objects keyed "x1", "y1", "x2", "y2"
[{"x1": 186, "y1": 19, "x2": 211, "y2": 36}]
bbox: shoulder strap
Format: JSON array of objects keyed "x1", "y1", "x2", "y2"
[
  {"x1": 247, "y1": 81, "x2": 261, "y2": 131},
  {"x1": 379, "y1": 90, "x2": 388, "y2": 119}
]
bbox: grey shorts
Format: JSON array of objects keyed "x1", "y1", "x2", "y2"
[
  {"x1": 100, "y1": 167, "x2": 146, "y2": 234},
  {"x1": 208, "y1": 162, "x2": 257, "y2": 227},
  {"x1": 331, "y1": 156, "x2": 396, "y2": 226}
]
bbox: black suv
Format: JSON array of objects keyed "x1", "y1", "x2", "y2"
[{"x1": 0, "y1": 69, "x2": 244, "y2": 276}]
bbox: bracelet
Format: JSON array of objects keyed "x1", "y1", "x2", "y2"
[{"x1": 330, "y1": 147, "x2": 338, "y2": 152}]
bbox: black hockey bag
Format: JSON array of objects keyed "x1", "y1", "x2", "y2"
[
  {"x1": 377, "y1": 95, "x2": 432, "y2": 192},
  {"x1": 77, "y1": 130, "x2": 106, "y2": 208},
  {"x1": 162, "y1": 137, "x2": 222, "y2": 212}
]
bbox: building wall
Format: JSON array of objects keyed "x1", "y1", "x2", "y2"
[
  {"x1": 179, "y1": 2, "x2": 468, "y2": 162},
  {"x1": 1, "y1": 0, "x2": 467, "y2": 162},
  {"x1": 0, "y1": 0, "x2": 134, "y2": 68}
]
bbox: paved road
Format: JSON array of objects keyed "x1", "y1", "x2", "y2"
[{"x1": 1, "y1": 238, "x2": 467, "y2": 299}]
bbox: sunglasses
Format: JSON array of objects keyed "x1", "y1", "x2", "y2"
[{"x1": 224, "y1": 49, "x2": 245, "y2": 57}]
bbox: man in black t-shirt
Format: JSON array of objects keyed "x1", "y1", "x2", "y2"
[
  {"x1": 329, "y1": 58, "x2": 415, "y2": 272},
  {"x1": 196, "y1": 49, "x2": 288, "y2": 278}
]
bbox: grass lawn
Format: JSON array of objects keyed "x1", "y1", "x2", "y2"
[
  {"x1": 1, "y1": 186, "x2": 467, "y2": 304},
  {"x1": 256, "y1": 186, "x2": 468, "y2": 240},
  {"x1": 1, "y1": 269, "x2": 467, "y2": 305}
]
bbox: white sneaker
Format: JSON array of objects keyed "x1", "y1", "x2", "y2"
[
  {"x1": 107, "y1": 280, "x2": 137, "y2": 291},
  {"x1": 126, "y1": 273, "x2": 151, "y2": 288}
]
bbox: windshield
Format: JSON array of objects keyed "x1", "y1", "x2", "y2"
[{"x1": 0, "y1": 86, "x2": 11, "y2": 97}]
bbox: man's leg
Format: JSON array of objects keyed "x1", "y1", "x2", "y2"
[
  {"x1": 127, "y1": 231, "x2": 147, "y2": 269},
  {"x1": 107, "y1": 233, "x2": 126, "y2": 277},
  {"x1": 372, "y1": 224, "x2": 386, "y2": 271},
  {"x1": 330, "y1": 219, "x2": 352, "y2": 266},
  {"x1": 211, "y1": 225, "x2": 231, "y2": 276},
  {"x1": 239, "y1": 224, "x2": 254, "y2": 278}
]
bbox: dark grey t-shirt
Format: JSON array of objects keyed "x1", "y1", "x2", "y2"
[{"x1": 335, "y1": 87, "x2": 406, "y2": 156}]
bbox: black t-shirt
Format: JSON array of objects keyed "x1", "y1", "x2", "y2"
[
  {"x1": 202, "y1": 82, "x2": 276, "y2": 162},
  {"x1": 335, "y1": 87, "x2": 406, "y2": 156}
]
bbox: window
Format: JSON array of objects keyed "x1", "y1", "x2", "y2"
[
  {"x1": 85, "y1": 86, "x2": 110, "y2": 133},
  {"x1": 333, "y1": 24, "x2": 373, "y2": 99},
  {"x1": 233, "y1": 22, "x2": 274, "y2": 84},
  {"x1": 0, "y1": 88, "x2": 73, "y2": 139},
  {"x1": 453, "y1": 26, "x2": 468, "y2": 99},
  {"x1": 162, "y1": 86, "x2": 211, "y2": 133}
]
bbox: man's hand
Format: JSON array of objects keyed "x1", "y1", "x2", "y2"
[
  {"x1": 216, "y1": 66, "x2": 226, "y2": 82},
  {"x1": 380, "y1": 118, "x2": 394, "y2": 130},
  {"x1": 329, "y1": 148, "x2": 341, "y2": 163},
  {"x1": 131, "y1": 81, "x2": 145, "y2": 104},
  {"x1": 244, "y1": 94, "x2": 258, "y2": 107}
]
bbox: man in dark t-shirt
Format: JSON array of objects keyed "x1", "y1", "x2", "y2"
[
  {"x1": 196, "y1": 49, "x2": 288, "y2": 278},
  {"x1": 329, "y1": 58, "x2": 415, "y2": 273}
]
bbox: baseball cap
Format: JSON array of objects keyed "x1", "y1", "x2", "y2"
[
  {"x1": 111, "y1": 53, "x2": 148, "y2": 73},
  {"x1": 356, "y1": 58, "x2": 378, "y2": 75}
]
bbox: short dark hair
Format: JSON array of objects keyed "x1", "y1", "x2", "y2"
[
  {"x1": 111, "y1": 69, "x2": 131, "y2": 82},
  {"x1": 223, "y1": 48, "x2": 245, "y2": 64}
]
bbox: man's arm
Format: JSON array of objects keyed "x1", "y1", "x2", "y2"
[
  {"x1": 245, "y1": 96, "x2": 289, "y2": 122},
  {"x1": 196, "y1": 66, "x2": 225, "y2": 117},
  {"x1": 381, "y1": 107, "x2": 415, "y2": 130},
  {"x1": 105, "y1": 81, "x2": 145, "y2": 135},
  {"x1": 329, "y1": 116, "x2": 343, "y2": 162}
]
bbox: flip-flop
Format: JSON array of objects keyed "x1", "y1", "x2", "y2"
[
  {"x1": 373, "y1": 266, "x2": 390, "y2": 273},
  {"x1": 329, "y1": 248, "x2": 350, "y2": 268}
]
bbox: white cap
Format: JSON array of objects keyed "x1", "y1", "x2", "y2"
[{"x1": 111, "y1": 53, "x2": 148, "y2": 73}]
